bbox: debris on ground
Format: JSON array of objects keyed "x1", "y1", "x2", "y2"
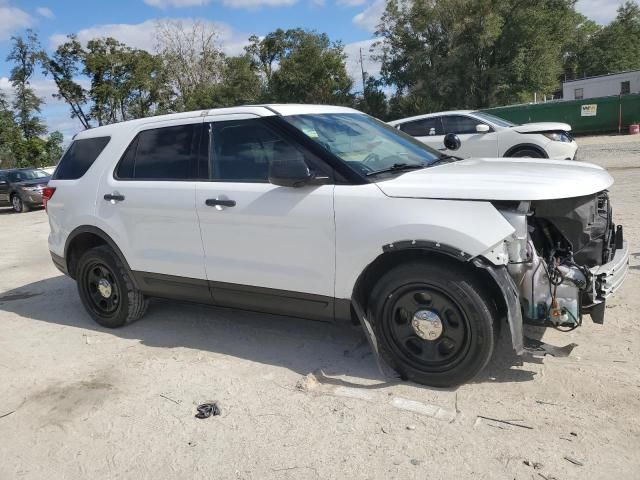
[
  {"x1": 476, "y1": 415, "x2": 533, "y2": 430},
  {"x1": 195, "y1": 402, "x2": 221, "y2": 419},
  {"x1": 296, "y1": 372, "x2": 319, "y2": 392},
  {"x1": 523, "y1": 459, "x2": 543, "y2": 470},
  {"x1": 564, "y1": 455, "x2": 584, "y2": 466},
  {"x1": 406, "y1": 425, "x2": 416, "y2": 431},
  {"x1": 391, "y1": 397, "x2": 456, "y2": 422}
]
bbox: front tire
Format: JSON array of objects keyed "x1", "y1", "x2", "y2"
[
  {"x1": 76, "y1": 245, "x2": 148, "y2": 328},
  {"x1": 508, "y1": 147, "x2": 544, "y2": 158},
  {"x1": 368, "y1": 260, "x2": 495, "y2": 387}
]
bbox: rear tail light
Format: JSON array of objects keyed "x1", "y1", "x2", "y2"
[{"x1": 42, "y1": 186, "x2": 56, "y2": 211}]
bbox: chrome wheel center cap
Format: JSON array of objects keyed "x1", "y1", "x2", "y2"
[
  {"x1": 411, "y1": 310, "x2": 443, "y2": 341},
  {"x1": 97, "y1": 278, "x2": 112, "y2": 298}
]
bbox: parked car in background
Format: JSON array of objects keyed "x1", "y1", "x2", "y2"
[
  {"x1": 0, "y1": 168, "x2": 51, "y2": 212},
  {"x1": 389, "y1": 110, "x2": 578, "y2": 160}
]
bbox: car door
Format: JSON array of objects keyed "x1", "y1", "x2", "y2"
[
  {"x1": 195, "y1": 115, "x2": 336, "y2": 320},
  {"x1": 0, "y1": 172, "x2": 9, "y2": 206},
  {"x1": 441, "y1": 115, "x2": 498, "y2": 158},
  {"x1": 398, "y1": 117, "x2": 445, "y2": 151},
  {"x1": 96, "y1": 118, "x2": 211, "y2": 301}
]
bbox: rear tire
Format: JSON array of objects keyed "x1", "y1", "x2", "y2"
[
  {"x1": 368, "y1": 260, "x2": 495, "y2": 387},
  {"x1": 11, "y1": 195, "x2": 29, "y2": 213},
  {"x1": 76, "y1": 245, "x2": 148, "y2": 328}
]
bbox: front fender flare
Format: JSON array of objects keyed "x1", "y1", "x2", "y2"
[{"x1": 473, "y1": 257, "x2": 524, "y2": 355}]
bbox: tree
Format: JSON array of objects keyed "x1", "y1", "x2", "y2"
[
  {"x1": 0, "y1": 92, "x2": 19, "y2": 169},
  {"x1": 154, "y1": 19, "x2": 225, "y2": 109},
  {"x1": 246, "y1": 28, "x2": 353, "y2": 104},
  {"x1": 355, "y1": 77, "x2": 389, "y2": 120},
  {"x1": 42, "y1": 35, "x2": 91, "y2": 129},
  {"x1": 7, "y1": 30, "x2": 46, "y2": 142},
  {"x1": 183, "y1": 55, "x2": 261, "y2": 110},
  {"x1": 578, "y1": 1, "x2": 640, "y2": 76},
  {"x1": 376, "y1": 0, "x2": 588, "y2": 116}
]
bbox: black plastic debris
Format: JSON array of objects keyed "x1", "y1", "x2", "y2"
[{"x1": 195, "y1": 402, "x2": 221, "y2": 419}]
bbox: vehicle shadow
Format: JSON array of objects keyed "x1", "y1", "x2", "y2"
[{"x1": 0, "y1": 275, "x2": 540, "y2": 390}]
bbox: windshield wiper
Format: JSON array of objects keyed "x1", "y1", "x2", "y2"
[{"x1": 366, "y1": 163, "x2": 425, "y2": 177}]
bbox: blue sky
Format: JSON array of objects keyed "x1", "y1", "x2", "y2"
[{"x1": 0, "y1": 0, "x2": 627, "y2": 140}]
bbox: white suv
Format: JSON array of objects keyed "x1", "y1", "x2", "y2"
[
  {"x1": 389, "y1": 110, "x2": 578, "y2": 160},
  {"x1": 47, "y1": 104, "x2": 628, "y2": 387}
]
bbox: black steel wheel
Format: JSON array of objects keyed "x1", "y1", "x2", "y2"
[
  {"x1": 76, "y1": 245, "x2": 148, "y2": 328},
  {"x1": 369, "y1": 260, "x2": 495, "y2": 387}
]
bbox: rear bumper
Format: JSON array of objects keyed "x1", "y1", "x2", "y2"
[
  {"x1": 21, "y1": 190, "x2": 44, "y2": 205},
  {"x1": 50, "y1": 252, "x2": 69, "y2": 276},
  {"x1": 590, "y1": 240, "x2": 630, "y2": 301}
]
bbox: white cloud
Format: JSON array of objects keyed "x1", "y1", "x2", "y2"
[
  {"x1": 575, "y1": 0, "x2": 624, "y2": 25},
  {"x1": 343, "y1": 38, "x2": 382, "y2": 86},
  {"x1": 337, "y1": 0, "x2": 366, "y2": 6},
  {"x1": 35, "y1": 6, "x2": 55, "y2": 18},
  {"x1": 144, "y1": 0, "x2": 211, "y2": 8},
  {"x1": 352, "y1": 0, "x2": 385, "y2": 33},
  {"x1": 49, "y1": 18, "x2": 250, "y2": 56},
  {"x1": 221, "y1": 0, "x2": 296, "y2": 7},
  {"x1": 0, "y1": 3, "x2": 32, "y2": 41}
]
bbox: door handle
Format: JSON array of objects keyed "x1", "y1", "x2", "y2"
[
  {"x1": 206, "y1": 198, "x2": 236, "y2": 208},
  {"x1": 104, "y1": 193, "x2": 125, "y2": 202}
]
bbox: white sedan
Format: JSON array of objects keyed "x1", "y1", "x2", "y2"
[{"x1": 388, "y1": 110, "x2": 578, "y2": 160}]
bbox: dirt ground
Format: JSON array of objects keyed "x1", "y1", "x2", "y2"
[{"x1": 1, "y1": 135, "x2": 639, "y2": 480}]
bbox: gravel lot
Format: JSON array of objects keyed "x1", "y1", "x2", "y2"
[{"x1": 1, "y1": 135, "x2": 639, "y2": 480}]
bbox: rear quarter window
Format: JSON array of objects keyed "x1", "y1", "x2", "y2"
[{"x1": 53, "y1": 136, "x2": 110, "y2": 180}]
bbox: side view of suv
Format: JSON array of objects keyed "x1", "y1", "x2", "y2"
[
  {"x1": 0, "y1": 168, "x2": 51, "y2": 212},
  {"x1": 47, "y1": 104, "x2": 629, "y2": 387}
]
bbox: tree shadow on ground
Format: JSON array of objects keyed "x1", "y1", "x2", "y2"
[{"x1": 0, "y1": 274, "x2": 546, "y2": 391}]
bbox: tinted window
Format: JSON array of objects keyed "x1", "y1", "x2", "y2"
[
  {"x1": 442, "y1": 115, "x2": 483, "y2": 134},
  {"x1": 116, "y1": 124, "x2": 199, "y2": 180},
  {"x1": 53, "y1": 137, "x2": 110, "y2": 180},
  {"x1": 8, "y1": 169, "x2": 49, "y2": 182},
  {"x1": 210, "y1": 120, "x2": 307, "y2": 182},
  {"x1": 399, "y1": 117, "x2": 443, "y2": 137}
]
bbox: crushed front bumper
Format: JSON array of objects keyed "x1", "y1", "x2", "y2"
[{"x1": 590, "y1": 240, "x2": 630, "y2": 301}]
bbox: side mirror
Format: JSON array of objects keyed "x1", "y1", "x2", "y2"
[
  {"x1": 269, "y1": 157, "x2": 313, "y2": 188},
  {"x1": 443, "y1": 133, "x2": 461, "y2": 151},
  {"x1": 476, "y1": 124, "x2": 490, "y2": 133}
]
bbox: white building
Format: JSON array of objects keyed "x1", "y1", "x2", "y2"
[{"x1": 563, "y1": 70, "x2": 640, "y2": 100}]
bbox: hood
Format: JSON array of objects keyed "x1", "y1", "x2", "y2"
[
  {"x1": 374, "y1": 158, "x2": 613, "y2": 201},
  {"x1": 512, "y1": 122, "x2": 572, "y2": 133}
]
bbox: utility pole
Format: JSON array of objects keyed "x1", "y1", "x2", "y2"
[{"x1": 359, "y1": 48, "x2": 367, "y2": 94}]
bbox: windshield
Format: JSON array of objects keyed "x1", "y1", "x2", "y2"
[
  {"x1": 472, "y1": 111, "x2": 518, "y2": 128},
  {"x1": 282, "y1": 113, "x2": 442, "y2": 176},
  {"x1": 7, "y1": 169, "x2": 50, "y2": 182}
]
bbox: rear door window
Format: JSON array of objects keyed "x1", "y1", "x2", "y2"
[
  {"x1": 116, "y1": 124, "x2": 200, "y2": 180},
  {"x1": 53, "y1": 137, "x2": 110, "y2": 180},
  {"x1": 399, "y1": 117, "x2": 443, "y2": 137}
]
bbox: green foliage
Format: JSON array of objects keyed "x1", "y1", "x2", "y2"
[
  {"x1": 184, "y1": 55, "x2": 261, "y2": 110},
  {"x1": 355, "y1": 77, "x2": 389, "y2": 120},
  {"x1": 577, "y1": 1, "x2": 640, "y2": 76},
  {"x1": 377, "y1": 0, "x2": 597, "y2": 116},
  {"x1": 247, "y1": 29, "x2": 354, "y2": 105}
]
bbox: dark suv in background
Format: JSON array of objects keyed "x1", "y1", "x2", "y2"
[{"x1": 0, "y1": 168, "x2": 51, "y2": 213}]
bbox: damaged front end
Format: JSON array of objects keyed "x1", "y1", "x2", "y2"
[{"x1": 498, "y1": 192, "x2": 629, "y2": 331}]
